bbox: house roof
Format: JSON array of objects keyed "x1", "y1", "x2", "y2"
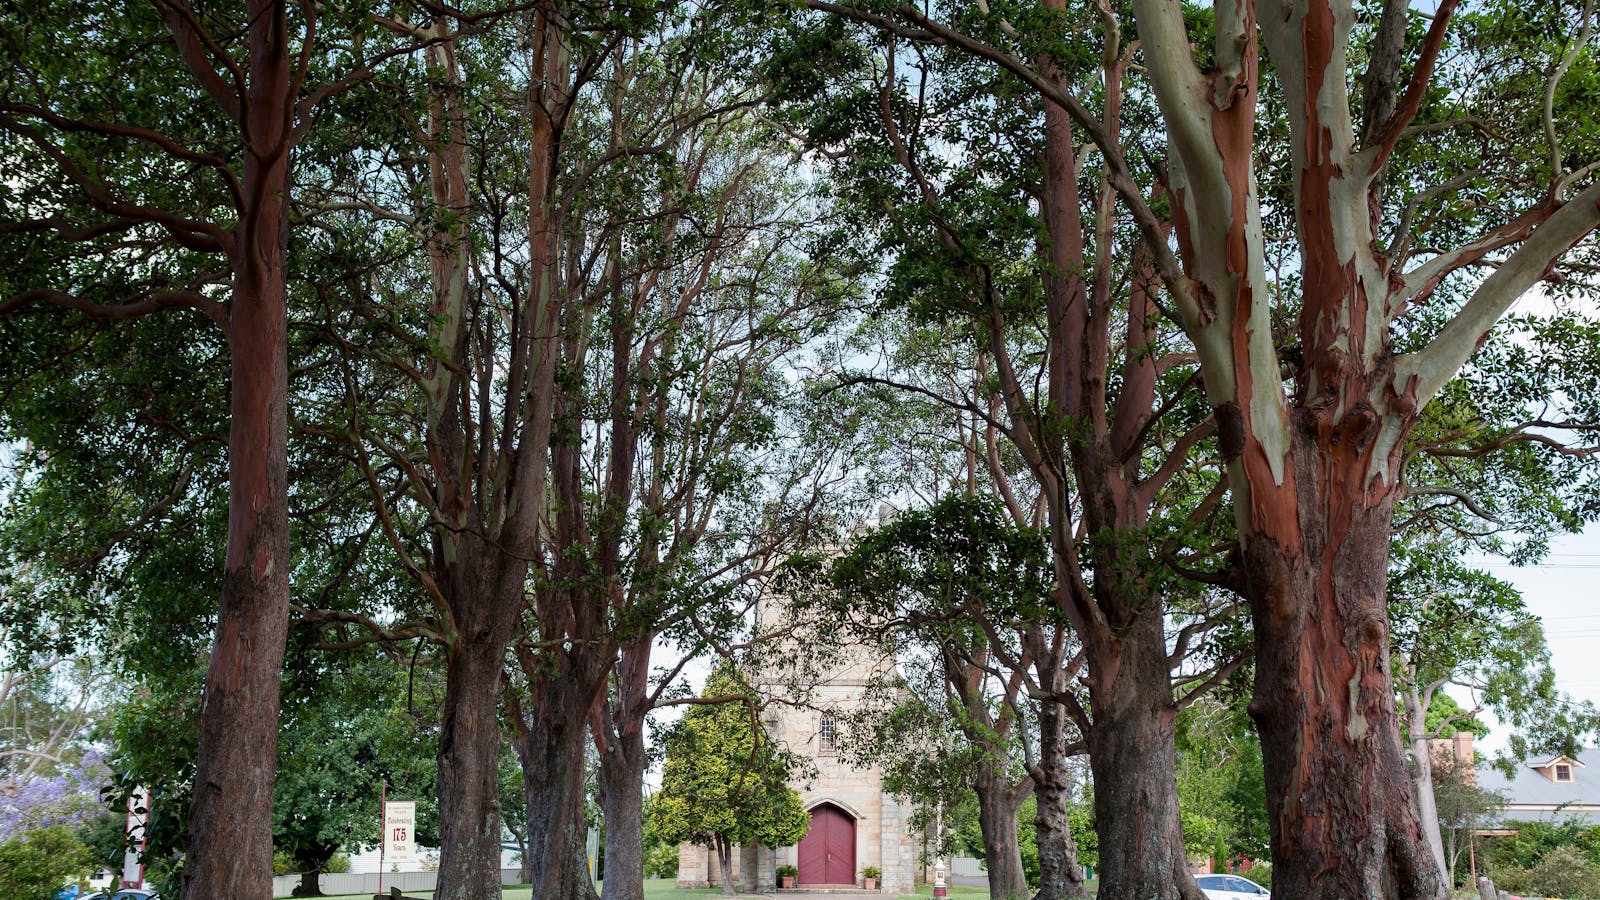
[{"x1": 1476, "y1": 747, "x2": 1600, "y2": 824}]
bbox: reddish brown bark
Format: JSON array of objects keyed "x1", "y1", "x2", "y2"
[
  {"x1": 1030, "y1": 56, "x2": 1205, "y2": 900},
  {"x1": 1241, "y1": 428, "x2": 1441, "y2": 898},
  {"x1": 858, "y1": 23, "x2": 1211, "y2": 898},
  {"x1": 182, "y1": 1, "x2": 293, "y2": 894},
  {"x1": 1223, "y1": 4, "x2": 1445, "y2": 892}
]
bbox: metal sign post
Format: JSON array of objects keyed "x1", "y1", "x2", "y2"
[{"x1": 377, "y1": 781, "x2": 386, "y2": 898}]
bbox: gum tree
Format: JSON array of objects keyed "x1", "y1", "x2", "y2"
[
  {"x1": 785, "y1": 0, "x2": 1600, "y2": 892},
  {"x1": 0, "y1": 1, "x2": 429, "y2": 893},
  {"x1": 764, "y1": 16, "x2": 1240, "y2": 896}
]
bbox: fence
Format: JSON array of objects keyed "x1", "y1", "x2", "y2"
[
  {"x1": 271, "y1": 869, "x2": 525, "y2": 897},
  {"x1": 949, "y1": 856, "x2": 984, "y2": 877}
]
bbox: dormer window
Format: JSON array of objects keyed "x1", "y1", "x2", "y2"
[
  {"x1": 819, "y1": 713, "x2": 837, "y2": 755},
  {"x1": 1556, "y1": 763, "x2": 1574, "y2": 782}
]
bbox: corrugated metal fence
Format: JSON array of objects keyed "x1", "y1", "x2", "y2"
[
  {"x1": 949, "y1": 856, "x2": 985, "y2": 877},
  {"x1": 271, "y1": 869, "x2": 525, "y2": 897}
]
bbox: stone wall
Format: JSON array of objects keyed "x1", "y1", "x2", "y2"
[{"x1": 674, "y1": 563, "x2": 921, "y2": 892}]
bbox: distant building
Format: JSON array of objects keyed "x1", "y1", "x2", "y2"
[
  {"x1": 1476, "y1": 746, "x2": 1600, "y2": 825},
  {"x1": 677, "y1": 519, "x2": 922, "y2": 894},
  {"x1": 674, "y1": 653, "x2": 921, "y2": 893}
]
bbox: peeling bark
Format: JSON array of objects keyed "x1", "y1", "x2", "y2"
[{"x1": 1241, "y1": 427, "x2": 1443, "y2": 899}]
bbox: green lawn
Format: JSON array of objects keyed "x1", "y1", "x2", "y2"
[
  {"x1": 309, "y1": 878, "x2": 1103, "y2": 900},
  {"x1": 893, "y1": 885, "x2": 991, "y2": 898},
  {"x1": 313, "y1": 879, "x2": 725, "y2": 900}
]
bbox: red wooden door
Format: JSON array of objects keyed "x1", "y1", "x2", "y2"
[{"x1": 797, "y1": 803, "x2": 856, "y2": 885}]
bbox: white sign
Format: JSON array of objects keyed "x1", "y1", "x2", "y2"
[{"x1": 383, "y1": 800, "x2": 416, "y2": 863}]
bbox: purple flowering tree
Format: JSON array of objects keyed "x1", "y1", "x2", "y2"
[{"x1": 0, "y1": 751, "x2": 112, "y2": 841}]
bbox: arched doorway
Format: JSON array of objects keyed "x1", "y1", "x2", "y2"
[{"x1": 797, "y1": 802, "x2": 856, "y2": 885}]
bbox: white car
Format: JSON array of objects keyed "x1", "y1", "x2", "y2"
[{"x1": 1196, "y1": 873, "x2": 1271, "y2": 899}]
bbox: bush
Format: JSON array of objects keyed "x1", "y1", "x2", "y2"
[
  {"x1": 645, "y1": 842, "x2": 680, "y2": 879},
  {"x1": 0, "y1": 825, "x2": 93, "y2": 900},
  {"x1": 1524, "y1": 845, "x2": 1600, "y2": 898},
  {"x1": 1491, "y1": 845, "x2": 1600, "y2": 897},
  {"x1": 1239, "y1": 863, "x2": 1271, "y2": 888}
]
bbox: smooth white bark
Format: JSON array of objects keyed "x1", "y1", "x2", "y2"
[{"x1": 1397, "y1": 181, "x2": 1600, "y2": 404}]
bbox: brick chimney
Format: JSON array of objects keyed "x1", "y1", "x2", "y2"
[{"x1": 1453, "y1": 732, "x2": 1475, "y2": 785}]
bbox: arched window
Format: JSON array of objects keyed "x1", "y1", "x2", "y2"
[{"x1": 819, "y1": 712, "x2": 837, "y2": 754}]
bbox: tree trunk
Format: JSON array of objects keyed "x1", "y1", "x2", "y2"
[
  {"x1": 434, "y1": 606, "x2": 511, "y2": 900},
  {"x1": 1243, "y1": 436, "x2": 1446, "y2": 899},
  {"x1": 974, "y1": 764, "x2": 1028, "y2": 900},
  {"x1": 519, "y1": 673, "x2": 601, "y2": 900},
  {"x1": 182, "y1": 3, "x2": 292, "y2": 894},
  {"x1": 599, "y1": 725, "x2": 648, "y2": 900},
  {"x1": 715, "y1": 836, "x2": 736, "y2": 897},
  {"x1": 1410, "y1": 730, "x2": 1450, "y2": 881},
  {"x1": 296, "y1": 869, "x2": 322, "y2": 897},
  {"x1": 1083, "y1": 613, "x2": 1204, "y2": 900},
  {"x1": 1032, "y1": 700, "x2": 1088, "y2": 900}
]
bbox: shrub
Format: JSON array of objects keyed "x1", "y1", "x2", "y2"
[
  {"x1": 0, "y1": 825, "x2": 93, "y2": 900},
  {"x1": 1525, "y1": 845, "x2": 1600, "y2": 898},
  {"x1": 645, "y1": 842, "x2": 680, "y2": 879},
  {"x1": 862, "y1": 866, "x2": 881, "y2": 880},
  {"x1": 1239, "y1": 863, "x2": 1271, "y2": 888},
  {"x1": 325, "y1": 851, "x2": 351, "y2": 874}
]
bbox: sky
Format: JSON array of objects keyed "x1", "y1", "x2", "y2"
[{"x1": 1461, "y1": 526, "x2": 1600, "y2": 754}]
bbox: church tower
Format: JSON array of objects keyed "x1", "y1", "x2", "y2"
[{"x1": 676, "y1": 509, "x2": 921, "y2": 893}]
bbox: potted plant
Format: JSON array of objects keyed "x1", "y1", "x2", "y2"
[
  {"x1": 861, "y1": 866, "x2": 880, "y2": 890},
  {"x1": 777, "y1": 865, "x2": 798, "y2": 889}
]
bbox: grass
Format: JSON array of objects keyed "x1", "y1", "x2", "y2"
[
  {"x1": 893, "y1": 885, "x2": 992, "y2": 898},
  {"x1": 307, "y1": 878, "x2": 1105, "y2": 900},
  {"x1": 311, "y1": 879, "x2": 726, "y2": 900}
]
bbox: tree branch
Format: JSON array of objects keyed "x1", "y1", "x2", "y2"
[
  {"x1": 0, "y1": 287, "x2": 227, "y2": 328},
  {"x1": 1395, "y1": 180, "x2": 1600, "y2": 404},
  {"x1": 1361, "y1": 0, "x2": 1461, "y2": 177}
]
